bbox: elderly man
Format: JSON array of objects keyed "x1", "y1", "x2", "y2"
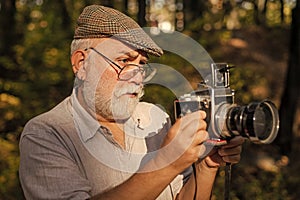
[{"x1": 19, "y1": 5, "x2": 244, "y2": 200}]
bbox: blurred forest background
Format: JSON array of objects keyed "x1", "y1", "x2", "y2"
[{"x1": 0, "y1": 0, "x2": 299, "y2": 199}]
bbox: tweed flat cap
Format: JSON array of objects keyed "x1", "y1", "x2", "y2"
[{"x1": 74, "y1": 5, "x2": 163, "y2": 57}]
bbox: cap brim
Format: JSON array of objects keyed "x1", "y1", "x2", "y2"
[{"x1": 113, "y1": 29, "x2": 163, "y2": 57}]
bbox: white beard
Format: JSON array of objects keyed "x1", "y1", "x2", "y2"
[
  {"x1": 95, "y1": 83, "x2": 144, "y2": 121},
  {"x1": 78, "y1": 52, "x2": 144, "y2": 121}
]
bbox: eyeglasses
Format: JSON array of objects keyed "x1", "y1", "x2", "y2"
[{"x1": 85, "y1": 47, "x2": 157, "y2": 83}]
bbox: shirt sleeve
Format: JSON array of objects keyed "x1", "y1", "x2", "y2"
[{"x1": 19, "y1": 121, "x2": 92, "y2": 200}]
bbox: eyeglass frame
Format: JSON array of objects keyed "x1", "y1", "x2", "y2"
[{"x1": 84, "y1": 47, "x2": 157, "y2": 82}]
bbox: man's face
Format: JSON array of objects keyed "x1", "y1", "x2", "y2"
[{"x1": 84, "y1": 39, "x2": 148, "y2": 121}]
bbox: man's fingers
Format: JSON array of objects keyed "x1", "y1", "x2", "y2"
[
  {"x1": 221, "y1": 154, "x2": 241, "y2": 164},
  {"x1": 218, "y1": 136, "x2": 244, "y2": 164},
  {"x1": 178, "y1": 110, "x2": 207, "y2": 132},
  {"x1": 221, "y1": 136, "x2": 245, "y2": 148},
  {"x1": 194, "y1": 130, "x2": 209, "y2": 145},
  {"x1": 218, "y1": 145, "x2": 243, "y2": 156}
]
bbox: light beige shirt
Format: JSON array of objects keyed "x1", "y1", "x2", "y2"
[{"x1": 19, "y1": 90, "x2": 189, "y2": 199}]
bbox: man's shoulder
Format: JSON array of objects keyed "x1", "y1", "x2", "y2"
[{"x1": 21, "y1": 97, "x2": 73, "y2": 137}]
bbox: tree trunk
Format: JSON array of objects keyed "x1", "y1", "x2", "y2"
[
  {"x1": 0, "y1": 0, "x2": 16, "y2": 53},
  {"x1": 0, "y1": 0, "x2": 19, "y2": 80},
  {"x1": 276, "y1": 0, "x2": 300, "y2": 155},
  {"x1": 123, "y1": 0, "x2": 129, "y2": 15},
  {"x1": 280, "y1": 0, "x2": 284, "y2": 23},
  {"x1": 101, "y1": 0, "x2": 113, "y2": 7},
  {"x1": 138, "y1": 0, "x2": 146, "y2": 27}
]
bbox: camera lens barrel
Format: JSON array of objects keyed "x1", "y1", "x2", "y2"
[{"x1": 224, "y1": 100, "x2": 279, "y2": 144}]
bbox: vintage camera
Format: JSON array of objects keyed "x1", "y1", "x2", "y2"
[{"x1": 174, "y1": 63, "x2": 279, "y2": 144}]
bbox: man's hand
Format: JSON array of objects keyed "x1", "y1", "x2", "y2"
[
  {"x1": 204, "y1": 136, "x2": 245, "y2": 168},
  {"x1": 155, "y1": 110, "x2": 209, "y2": 173}
]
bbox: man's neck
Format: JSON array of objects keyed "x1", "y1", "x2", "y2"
[
  {"x1": 76, "y1": 87, "x2": 127, "y2": 148},
  {"x1": 100, "y1": 120, "x2": 126, "y2": 149}
]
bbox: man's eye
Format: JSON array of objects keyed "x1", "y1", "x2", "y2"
[
  {"x1": 140, "y1": 61, "x2": 147, "y2": 65},
  {"x1": 118, "y1": 58, "x2": 129, "y2": 64}
]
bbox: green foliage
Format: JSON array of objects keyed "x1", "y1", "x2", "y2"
[
  {"x1": 0, "y1": 0, "x2": 297, "y2": 199},
  {"x1": 0, "y1": 136, "x2": 23, "y2": 199},
  {"x1": 210, "y1": 141, "x2": 291, "y2": 200}
]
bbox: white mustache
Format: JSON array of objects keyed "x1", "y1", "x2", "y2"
[{"x1": 114, "y1": 84, "x2": 144, "y2": 98}]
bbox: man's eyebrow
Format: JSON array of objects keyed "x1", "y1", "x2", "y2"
[{"x1": 117, "y1": 50, "x2": 149, "y2": 60}]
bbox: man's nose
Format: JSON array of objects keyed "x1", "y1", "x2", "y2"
[{"x1": 128, "y1": 70, "x2": 144, "y2": 85}]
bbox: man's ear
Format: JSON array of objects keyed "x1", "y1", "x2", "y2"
[{"x1": 71, "y1": 50, "x2": 87, "y2": 80}]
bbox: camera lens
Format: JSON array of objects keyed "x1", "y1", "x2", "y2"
[{"x1": 225, "y1": 100, "x2": 279, "y2": 144}]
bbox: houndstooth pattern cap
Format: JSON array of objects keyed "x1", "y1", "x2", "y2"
[{"x1": 74, "y1": 5, "x2": 163, "y2": 57}]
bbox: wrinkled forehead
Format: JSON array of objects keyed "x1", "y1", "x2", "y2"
[{"x1": 94, "y1": 37, "x2": 148, "y2": 59}]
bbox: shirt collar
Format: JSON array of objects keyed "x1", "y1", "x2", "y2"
[
  {"x1": 70, "y1": 88, "x2": 168, "y2": 142},
  {"x1": 71, "y1": 88, "x2": 101, "y2": 142}
]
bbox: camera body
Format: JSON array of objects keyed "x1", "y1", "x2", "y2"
[{"x1": 174, "y1": 63, "x2": 279, "y2": 144}]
